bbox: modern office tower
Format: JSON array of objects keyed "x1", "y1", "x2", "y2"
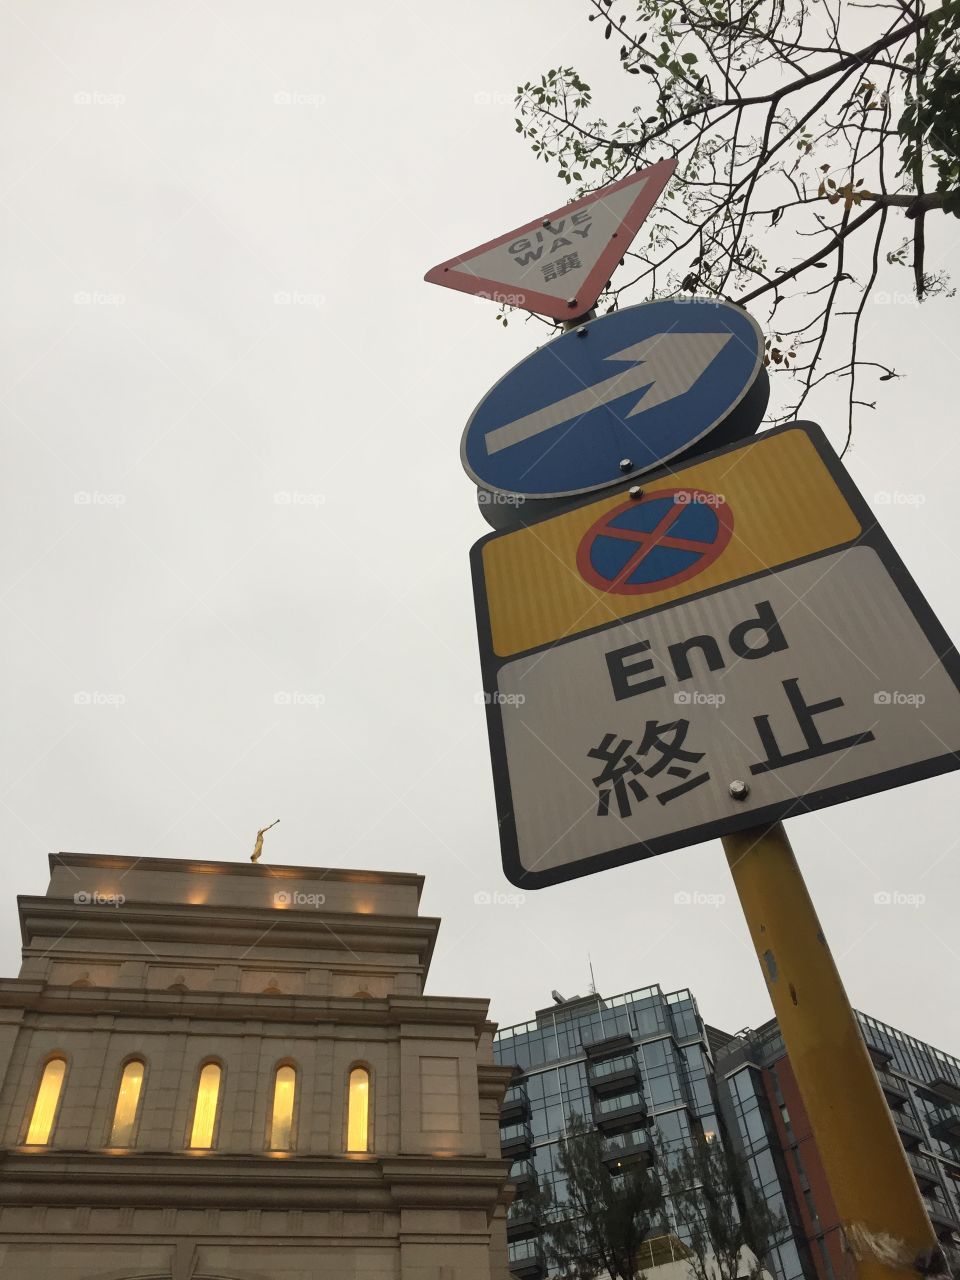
[
  {"x1": 0, "y1": 852, "x2": 514, "y2": 1279},
  {"x1": 495, "y1": 985, "x2": 959, "y2": 1280}
]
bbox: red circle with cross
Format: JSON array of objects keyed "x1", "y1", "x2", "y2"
[{"x1": 576, "y1": 487, "x2": 734, "y2": 595}]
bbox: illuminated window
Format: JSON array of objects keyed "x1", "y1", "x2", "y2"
[
  {"x1": 347, "y1": 1066, "x2": 369, "y2": 1152},
  {"x1": 25, "y1": 1058, "x2": 66, "y2": 1145},
  {"x1": 189, "y1": 1062, "x2": 222, "y2": 1149},
  {"x1": 109, "y1": 1060, "x2": 145, "y2": 1147},
  {"x1": 269, "y1": 1065, "x2": 296, "y2": 1150}
]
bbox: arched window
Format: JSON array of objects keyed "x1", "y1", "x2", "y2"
[
  {"x1": 347, "y1": 1065, "x2": 370, "y2": 1152},
  {"x1": 25, "y1": 1057, "x2": 67, "y2": 1145},
  {"x1": 109, "y1": 1059, "x2": 145, "y2": 1147},
  {"x1": 189, "y1": 1062, "x2": 222, "y2": 1149},
  {"x1": 269, "y1": 1064, "x2": 297, "y2": 1150}
]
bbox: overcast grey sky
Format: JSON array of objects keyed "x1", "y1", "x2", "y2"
[{"x1": 1, "y1": 1, "x2": 957, "y2": 1053}]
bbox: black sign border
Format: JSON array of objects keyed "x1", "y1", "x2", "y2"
[{"x1": 470, "y1": 421, "x2": 960, "y2": 889}]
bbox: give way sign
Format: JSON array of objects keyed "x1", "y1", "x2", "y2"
[{"x1": 425, "y1": 159, "x2": 676, "y2": 321}]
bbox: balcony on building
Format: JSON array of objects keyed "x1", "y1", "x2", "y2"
[
  {"x1": 588, "y1": 1052, "x2": 642, "y2": 1096},
  {"x1": 508, "y1": 1235, "x2": 546, "y2": 1279},
  {"x1": 863, "y1": 1037, "x2": 894, "y2": 1070},
  {"x1": 593, "y1": 1088, "x2": 649, "y2": 1134},
  {"x1": 506, "y1": 1198, "x2": 539, "y2": 1241},
  {"x1": 907, "y1": 1150, "x2": 943, "y2": 1193},
  {"x1": 500, "y1": 1085, "x2": 531, "y2": 1127},
  {"x1": 500, "y1": 1121, "x2": 534, "y2": 1161},
  {"x1": 926, "y1": 1076, "x2": 960, "y2": 1106},
  {"x1": 893, "y1": 1110, "x2": 924, "y2": 1150},
  {"x1": 922, "y1": 1198, "x2": 958, "y2": 1241},
  {"x1": 583, "y1": 1031, "x2": 635, "y2": 1061},
  {"x1": 875, "y1": 1066, "x2": 912, "y2": 1109},
  {"x1": 929, "y1": 1114, "x2": 960, "y2": 1147},
  {"x1": 602, "y1": 1126, "x2": 655, "y2": 1170},
  {"x1": 507, "y1": 1158, "x2": 538, "y2": 1200}
]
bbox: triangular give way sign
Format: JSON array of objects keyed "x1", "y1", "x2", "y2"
[{"x1": 424, "y1": 157, "x2": 676, "y2": 321}]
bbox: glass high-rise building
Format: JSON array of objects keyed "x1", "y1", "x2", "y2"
[{"x1": 494, "y1": 986, "x2": 960, "y2": 1280}]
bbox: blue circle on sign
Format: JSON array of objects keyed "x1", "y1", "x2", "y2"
[
  {"x1": 576, "y1": 488, "x2": 734, "y2": 595},
  {"x1": 461, "y1": 298, "x2": 765, "y2": 500}
]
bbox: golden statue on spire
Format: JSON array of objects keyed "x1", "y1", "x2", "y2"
[{"x1": 251, "y1": 819, "x2": 279, "y2": 863}]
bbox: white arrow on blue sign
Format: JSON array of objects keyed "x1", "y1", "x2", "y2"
[{"x1": 461, "y1": 298, "x2": 768, "y2": 503}]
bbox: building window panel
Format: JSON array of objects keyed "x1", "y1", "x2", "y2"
[
  {"x1": 189, "y1": 1062, "x2": 222, "y2": 1149},
  {"x1": 109, "y1": 1059, "x2": 145, "y2": 1147},
  {"x1": 347, "y1": 1065, "x2": 370, "y2": 1151},
  {"x1": 25, "y1": 1058, "x2": 66, "y2": 1145},
  {"x1": 269, "y1": 1064, "x2": 297, "y2": 1151}
]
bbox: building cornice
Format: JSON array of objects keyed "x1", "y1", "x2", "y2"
[
  {"x1": 0, "y1": 982, "x2": 494, "y2": 1035},
  {"x1": 17, "y1": 897, "x2": 440, "y2": 971},
  {"x1": 47, "y1": 852, "x2": 425, "y2": 900},
  {"x1": 0, "y1": 1150, "x2": 513, "y2": 1212}
]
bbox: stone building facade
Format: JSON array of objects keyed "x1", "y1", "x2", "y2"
[{"x1": 0, "y1": 852, "x2": 514, "y2": 1279}]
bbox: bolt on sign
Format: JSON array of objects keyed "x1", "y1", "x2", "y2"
[{"x1": 470, "y1": 423, "x2": 960, "y2": 888}]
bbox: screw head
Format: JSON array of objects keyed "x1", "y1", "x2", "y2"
[
  {"x1": 567, "y1": 298, "x2": 578, "y2": 308},
  {"x1": 619, "y1": 458, "x2": 633, "y2": 473},
  {"x1": 576, "y1": 324, "x2": 589, "y2": 337},
  {"x1": 729, "y1": 780, "x2": 750, "y2": 801},
  {"x1": 628, "y1": 486, "x2": 644, "y2": 501},
  {"x1": 542, "y1": 219, "x2": 552, "y2": 228}
]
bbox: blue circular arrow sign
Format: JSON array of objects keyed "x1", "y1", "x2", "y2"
[{"x1": 461, "y1": 298, "x2": 766, "y2": 500}]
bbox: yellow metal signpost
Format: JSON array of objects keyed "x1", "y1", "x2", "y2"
[
  {"x1": 429, "y1": 189, "x2": 954, "y2": 1277},
  {"x1": 469, "y1": 424, "x2": 956, "y2": 1277}
]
